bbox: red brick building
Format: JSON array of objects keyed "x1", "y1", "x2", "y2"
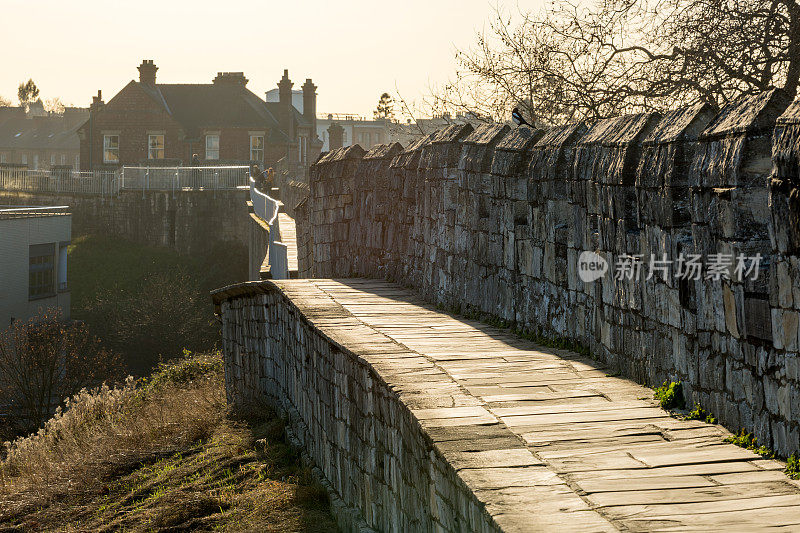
[{"x1": 78, "y1": 60, "x2": 321, "y2": 175}]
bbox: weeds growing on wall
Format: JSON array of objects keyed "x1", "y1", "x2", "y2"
[
  {"x1": 683, "y1": 403, "x2": 717, "y2": 424},
  {"x1": 653, "y1": 380, "x2": 685, "y2": 410},
  {"x1": 724, "y1": 429, "x2": 776, "y2": 459}
]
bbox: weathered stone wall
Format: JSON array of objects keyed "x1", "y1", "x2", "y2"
[
  {"x1": 213, "y1": 281, "x2": 501, "y2": 533},
  {"x1": 0, "y1": 189, "x2": 250, "y2": 256},
  {"x1": 297, "y1": 89, "x2": 800, "y2": 455},
  {"x1": 273, "y1": 169, "x2": 310, "y2": 219}
]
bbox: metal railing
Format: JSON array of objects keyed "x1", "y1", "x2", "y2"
[
  {"x1": 120, "y1": 166, "x2": 248, "y2": 191},
  {"x1": 0, "y1": 168, "x2": 119, "y2": 196},
  {"x1": 0, "y1": 166, "x2": 250, "y2": 196},
  {"x1": 249, "y1": 175, "x2": 289, "y2": 279}
]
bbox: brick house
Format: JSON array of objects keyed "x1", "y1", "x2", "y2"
[
  {"x1": 78, "y1": 60, "x2": 321, "y2": 175},
  {"x1": 0, "y1": 104, "x2": 87, "y2": 170}
]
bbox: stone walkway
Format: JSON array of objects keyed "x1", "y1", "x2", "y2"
[
  {"x1": 277, "y1": 212, "x2": 298, "y2": 274},
  {"x1": 290, "y1": 278, "x2": 800, "y2": 532}
]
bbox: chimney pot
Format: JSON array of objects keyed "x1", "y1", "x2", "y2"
[
  {"x1": 138, "y1": 59, "x2": 158, "y2": 85},
  {"x1": 212, "y1": 72, "x2": 249, "y2": 86}
]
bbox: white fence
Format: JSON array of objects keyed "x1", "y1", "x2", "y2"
[
  {"x1": 0, "y1": 166, "x2": 250, "y2": 196},
  {"x1": 120, "y1": 166, "x2": 248, "y2": 191},
  {"x1": 249, "y1": 176, "x2": 289, "y2": 279},
  {"x1": 0, "y1": 168, "x2": 119, "y2": 197}
]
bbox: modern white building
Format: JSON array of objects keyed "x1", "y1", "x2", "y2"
[{"x1": 0, "y1": 206, "x2": 71, "y2": 330}]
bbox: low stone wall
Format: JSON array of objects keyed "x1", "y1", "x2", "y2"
[
  {"x1": 212, "y1": 281, "x2": 501, "y2": 533},
  {"x1": 297, "y1": 89, "x2": 800, "y2": 456},
  {"x1": 0, "y1": 189, "x2": 250, "y2": 256}
]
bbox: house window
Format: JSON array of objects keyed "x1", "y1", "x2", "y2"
[
  {"x1": 21, "y1": 154, "x2": 27, "y2": 165},
  {"x1": 250, "y1": 135, "x2": 264, "y2": 162},
  {"x1": 60, "y1": 154, "x2": 65, "y2": 165},
  {"x1": 74, "y1": 155, "x2": 79, "y2": 169},
  {"x1": 148, "y1": 134, "x2": 165, "y2": 160},
  {"x1": 103, "y1": 134, "x2": 120, "y2": 163},
  {"x1": 0, "y1": 154, "x2": 5, "y2": 163},
  {"x1": 33, "y1": 154, "x2": 39, "y2": 170},
  {"x1": 29, "y1": 243, "x2": 55, "y2": 299},
  {"x1": 205, "y1": 135, "x2": 220, "y2": 160},
  {"x1": 50, "y1": 154, "x2": 55, "y2": 166}
]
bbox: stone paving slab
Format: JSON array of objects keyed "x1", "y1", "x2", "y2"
[{"x1": 274, "y1": 278, "x2": 800, "y2": 531}]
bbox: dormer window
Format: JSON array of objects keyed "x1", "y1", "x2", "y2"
[{"x1": 205, "y1": 134, "x2": 220, "y2": 160}]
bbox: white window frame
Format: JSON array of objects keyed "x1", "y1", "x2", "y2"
[
  {"x1": 0, "y1": 154, "x2": 6, "y2": 164},
  {"x1": 250, "y1": 135, "x2": 264, "y2": 163},
  {"x1": 60, "y1": 154, "x2": 65, "y2": 165},
  {"x1": 148, "y1": 134, "x2": 165, "y2": 160},
  {"x1": 50, "y1": 154, "x2": 55, "y2": 166},
  {"x1": 103, "y1": 134, "x2": 120, "y2": 163},
  {"x1": 299, "y1": 135, "x2": 307, "y2": 163},
  {"x1": 205, "y1": 134, "x2": 220, "y2": 160},
  {"x1": 21, "y1": 154, "x2": 27, "y2": 165}
]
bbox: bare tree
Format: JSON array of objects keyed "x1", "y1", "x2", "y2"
[
  {"x1": 437, "y1": 0, "x2": 800, "y2": 123},
  {"x1": 43, "y1": 97, "x2": 65, "y2": 114},
  {"x1": 0, "y1": 96, "x2": 10, "y2": 107},
  {"x1": 0, "y1": 308, "x2": 122, "y2": 432}
]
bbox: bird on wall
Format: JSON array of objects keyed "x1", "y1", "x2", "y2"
[{"x1": 512, "y1": 107, "x2": 532, "y2": 127}]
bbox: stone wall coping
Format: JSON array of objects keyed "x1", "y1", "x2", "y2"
[
  {"x1": 315, "y1": 144, "x2": 366, "y2": 165},
  {"x1": 578, "y1": 112, "x2": 659, "y2": 147},
  {"x1": 362, "y1": 142, "x2": 404, "y2": 160},
  {"x1": 495, "y1": 126, "x2": 544, "y2": 152},
  {"x1": 429, "y1": 123, "x2": 474, "y2": 144},
  {"x1": 533, "y1": 122, "x2": 587, "y2": 148},
  {"x1": 777, "y1": 97, "x2": 800, "y2": 125},
  {"x1": 701, "y1": 88, "x2": 791, "y2": 138},
  {"x1": 462, "y1": 123, "x2": 511, "y2": 146},
  {"x1": 643, "y1": 102, "x2": 716, "y2": 145},
  {"x1": 400, "y1": 132, "x2": 435, "y2": 154}
]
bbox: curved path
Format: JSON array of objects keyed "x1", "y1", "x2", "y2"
[{"x1": 294, "y1": 278, "x2": 800, "y2": 532}]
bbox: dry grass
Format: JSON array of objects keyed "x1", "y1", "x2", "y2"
[{"x1": 0, "y1": 352, "x2": 338, "y2": 532}]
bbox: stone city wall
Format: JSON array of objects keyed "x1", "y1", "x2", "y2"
[
  {"x1": 298, "y1": 88, "x2": 800, "y2": 455},
  {"x1": 0, "y1": 189, "x2": 250, "y2": 257},
  {"x1": 212, "y1": 281, "x2": 501, "y2": 533}
]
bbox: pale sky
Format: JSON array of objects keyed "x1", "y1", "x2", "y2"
[{"x1": 0, "y1": 0, "x2": 536, "y2": 117}]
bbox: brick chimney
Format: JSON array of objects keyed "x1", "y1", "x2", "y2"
[
  {"x1": 212, "y1": 72, "x2": 249, "y2": 87},
  {"x1": 327, "y1": 122, "x2": 344, "y2": 150},
  {"x1": 277, "y1": 69, "x2": 294, "y2": 140},
  {"x1": 138, "y1": 59, "x2": 157, "y2": 85},
  {"x1": 90, "y1": 90, "x2": 104, "y2": 111},
  {"x1": 302, "y1": 78, "x2": 317, "y2": 137}
]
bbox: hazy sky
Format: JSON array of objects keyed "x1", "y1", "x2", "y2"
[{"x1": 0, "y1": 0, "x2": 533, "y2": 117}]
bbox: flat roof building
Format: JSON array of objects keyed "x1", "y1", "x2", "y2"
[{"x1": 0, "y1": 206, "x2": 71, "y2": 329}]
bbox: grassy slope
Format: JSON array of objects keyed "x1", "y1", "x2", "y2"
[{"x1": 0, "y1": 353, "x2": 338, "y2": 532}]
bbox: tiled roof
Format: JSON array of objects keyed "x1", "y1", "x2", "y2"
[
  {"x1": 0, "y1": 107, "x2": 87, "y2": 150},
  {"x1": 136, "y1": 82, "x2": 290, "y2": 141}
]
